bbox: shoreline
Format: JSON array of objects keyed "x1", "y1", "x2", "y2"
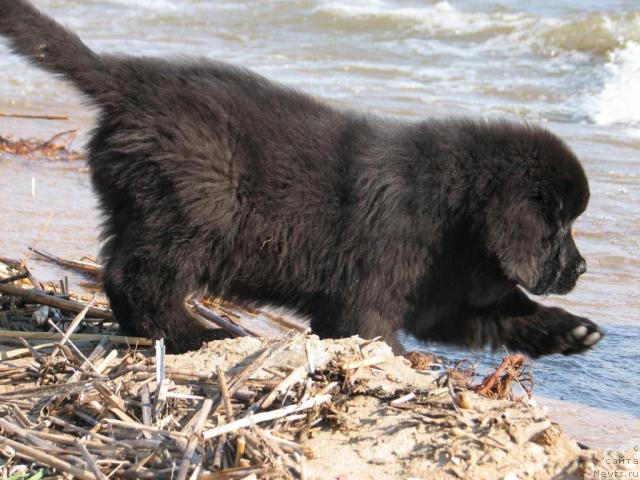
[{"x1": 541, "y1": 396, "x2": 640, "y2": 451}]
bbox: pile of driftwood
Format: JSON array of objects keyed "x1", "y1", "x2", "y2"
[
  {"x1": 0, "y1": 252, "x2": 344, "y2": 479},
  {"x1": 0, "y1": 251, "x2": 534, "y2": 479},
  {"x1": 0, "y1": 129, "x2": 84, "y2": 161},
  {"x1": 1, "y1": 113, "x2": 83, "y2": 162}
]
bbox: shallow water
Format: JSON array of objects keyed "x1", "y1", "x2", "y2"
[{"x1": 0, "y1": 0, "x2": 638, "y2": 448}]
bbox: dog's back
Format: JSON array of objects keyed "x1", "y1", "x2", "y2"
[
  {"x1": 0, "y1": 0, "x2": 356, "y2": 240},
  {"x1": 0, "y1": 0, "x2": 376, "y2": 351}
]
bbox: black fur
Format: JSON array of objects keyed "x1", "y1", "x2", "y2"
[{"x1": 0, "y1": 0, "x2": 603, "y2": 356}]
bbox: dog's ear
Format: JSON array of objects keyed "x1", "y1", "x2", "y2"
[{"x1": 484, "y1": 184, "x2": 549, "y2": 291}]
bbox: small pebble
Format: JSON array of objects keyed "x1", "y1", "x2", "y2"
[{"x1": 458, "y1": 391, "x2": 473, "y2": 410}]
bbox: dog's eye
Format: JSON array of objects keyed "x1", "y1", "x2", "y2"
[{"x1": 542, "y1": 223, "x2": 566, "y2": 243}]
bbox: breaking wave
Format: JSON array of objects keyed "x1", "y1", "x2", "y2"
[
  {"x1": 587, "y1": 41, "x2": 640, "y2": 127},
  {"x1": 312, "y1": 0, "x2": 640, "y2": 126}
]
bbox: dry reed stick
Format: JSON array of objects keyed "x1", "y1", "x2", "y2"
[
  {"x1": 0, "y1": 341, "x2": 57, "y2": 361},
  {"x1": 50, "y1": 295, "x2": 97, "y2": 360},
  {"x1": 0, "y1": 329, "x2": 151, "y2": 346},
  {"x1": 0, "y1": 283, "x2": 113, "y2": 320},
  {"x1": 102, "y1": 418, "x2": 187, "y2": 438},
  {"x1": 176, "y1": 397, "x2": 215, "y2": 480},
  {"x1": 0, "y1": 434, "x2": 97, "y2": 480},
  {"x1": 20, "y1": 211, "x2": 55, "y2": 270},
  {"x1": 217, "y1": 366, "x2": 234, "y2": 422},
  {"x1": 48, "y1": 320, "x2": 100, "y2": 372},
  {"x1": 260, "y1": 365, "x2": 307, "y2": 409},
  {"x1": 192, "y1": 301, "x2": 251, "y2": 337},
  {"x1": 75, "y1": 439, "x2": 110, "y2": 480},
  {"x1": 28, "y1": 247, "x2": 103, "y2": 276},
  {"x1": 140, "y1": 383, "x2": 152, "y2": 426},
  {"x1": 202, "y1": 394, "x2": 331, "y2": 440},
  {"x1": 0, "y1": 112, "x2": 69, "y2": 120},
  {"x1": 339, "y1": 354, "x2": 388, "y2": 370}
]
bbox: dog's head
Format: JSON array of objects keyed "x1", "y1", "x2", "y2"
[{"x1": 485, "y1": 126, "x2": 590, "y2": 295}]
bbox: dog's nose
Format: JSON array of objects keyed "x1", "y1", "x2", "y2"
[{"x1": 575, "y1": 258, "x2": 587, "y2": 277}]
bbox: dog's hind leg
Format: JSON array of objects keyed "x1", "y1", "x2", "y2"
[{"x1": 102, "y1": 248, "x2": 227, "y2": 353}]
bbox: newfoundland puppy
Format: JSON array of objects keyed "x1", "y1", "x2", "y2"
[{"x1": 0, "y1": 0, "x2": 603, "y2": 356}]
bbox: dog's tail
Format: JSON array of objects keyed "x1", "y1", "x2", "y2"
[{"x1": 0, "y1": 0, "x2": 110, "y2": 99}]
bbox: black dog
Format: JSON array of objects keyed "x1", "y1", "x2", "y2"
[{"x1": 0, "y1": 0, "x2": 603, "y2": 355}]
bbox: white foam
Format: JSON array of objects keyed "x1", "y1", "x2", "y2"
[{"x1": 588, "y1": 41, "x2": 640, "y2": 126}]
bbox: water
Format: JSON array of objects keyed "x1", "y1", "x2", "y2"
[{"x1": 0, "y1": 0, "x2": 638, "y2": 448}]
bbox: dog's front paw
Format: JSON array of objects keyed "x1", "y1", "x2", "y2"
[
  {"x1": 515, "y1": 310, "x2": 604, "y2": 357},
  {"x1": 535, "y1": 312, "x2": 603, "y2": 356},
  {"x1": 562, "y1": 320, "x2": 603, "y2": 354}
]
